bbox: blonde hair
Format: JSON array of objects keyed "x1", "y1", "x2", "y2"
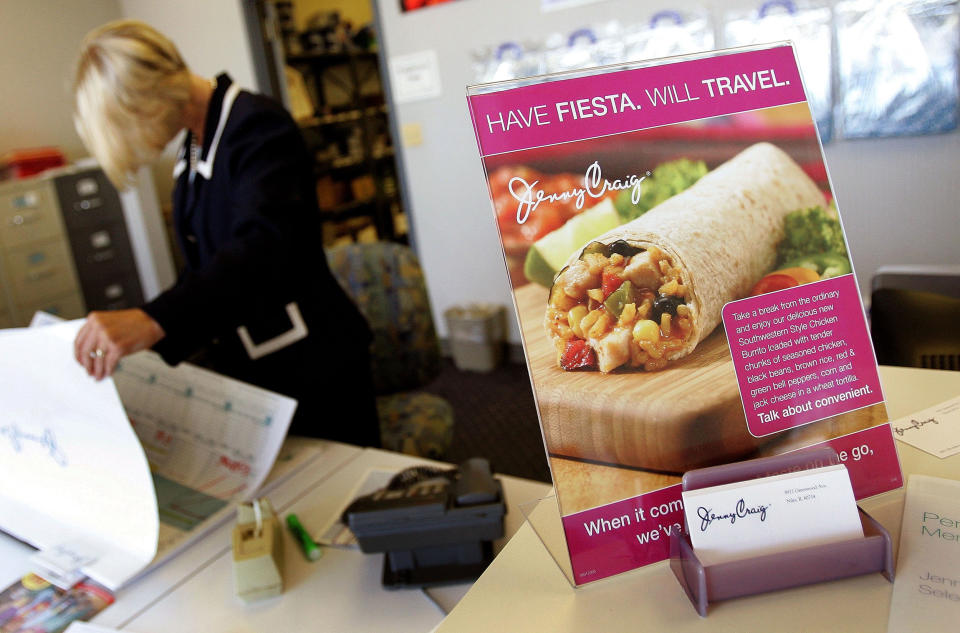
[{"x1": 73, "y1": 20, "x2": 191, "y2": 188}]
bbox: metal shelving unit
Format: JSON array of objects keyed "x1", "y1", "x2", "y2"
[{"x1": 285, "y1": 48, "x2": 404, "y2": 243}]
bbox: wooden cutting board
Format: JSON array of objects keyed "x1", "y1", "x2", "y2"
[{"x1": 516, "y1": 283, "x2": 886, "y2": 475}]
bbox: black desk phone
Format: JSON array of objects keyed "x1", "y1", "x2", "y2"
[{"x1": 343, "y1": 457, "x2": 506, "y2": 588}]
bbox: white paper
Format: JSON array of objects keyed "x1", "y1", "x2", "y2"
[
  {"x1": 888, "y1": 475, "x2": 960, "y2": 632},
  {"x1": 681, "y1": 464, "x2": 864, "y2": 566},
  {"x1": 0, "y1": 322, "x2": 159, "y2": 590},
  {"x1": 890, "y1": 395, "x2": 960, "y2": 459},
  {"x1": 65, "y1": 623, "x2": 125, "y2": 633},
  {"x1": 389, "y1": 50, "x2": 442, "y2": 104},
  {"x1": 3, "y1": 315, "x2": 299, "y2": 589},
  {"x1": 112, "y1": 351, "x2": 296, "y2": 570},
  {"x1": 29, "y1": 540, "x2": 100, "y2": 589}
]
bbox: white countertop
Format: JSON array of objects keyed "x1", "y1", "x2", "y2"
[{"x1": 436, "y1": 366, "x2": 960, "y2": 633}]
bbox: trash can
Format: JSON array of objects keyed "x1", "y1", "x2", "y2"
[{"x1": 444, "y1": 303, "x2": 506, "y2": 372}]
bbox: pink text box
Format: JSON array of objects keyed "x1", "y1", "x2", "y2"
[{"x1": 722, "y1": 274, "x2": 884, "y2": 437}]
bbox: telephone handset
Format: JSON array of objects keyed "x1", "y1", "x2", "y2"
[
  {"x1": 342, "y1": 457, "x2": 501, "y2": 522},
  {"x1": 342, "y1": 457, "x2": 506, "y2": 587}
]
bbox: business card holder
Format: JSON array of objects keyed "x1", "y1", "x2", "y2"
[{"x1": 669, "y1": 447, "x2": 894, "y2": 616}]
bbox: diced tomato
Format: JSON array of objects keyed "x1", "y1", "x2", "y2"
[
  {"x1": 518, "y1": 203, "x2": 564, "y2": 241},
  {"x1": 488, "y1": 165, "x2": 540, "y2": 199},
  {"x1": 601, "y1": 269, "x2": 623, "y2": 300},
  {"x1": 546, "y1": 174, "x2": 583, "y2": 204},
  {"x1": 561, "y1": 338, "x2": 596, "y2": 371},
  {"x1": 488, "y1": 166, "x2": 619, "y2": 247},
  {"x1": 494, "y1": 193, "x2": 520, "y2": 226},
  {"x1": 750, "y1": 267, "x2": 821, "y2": 296},
  {"x1": 750, "y1": 273, "x2": 800, "y2": 296}
]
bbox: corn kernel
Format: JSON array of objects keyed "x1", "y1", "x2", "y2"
[
  {"x1": 633, "y1": 319, "x2": 659, "y2": 343},
  {"x1": 640, "y1": 341, "x2": 664, "y2": 359},
  {"x1": 658, "y1": 279, "x2": 678, "y2": 296},
  {"x1": 588, "y1": 312, "x2": 612, "y2": 339},
  {"x1": 637, "y1": 299, "x2": 652, "y2": 320},
  {"x1": 568, "y1": 305, "x2": 589, "y2": 338},
  {"x1": 580, "y1": 309, "x2": 601, "y2": 335}
]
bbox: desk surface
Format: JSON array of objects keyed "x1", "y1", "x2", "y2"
[
  {"x1": 3, "y1": 366, "x2": 952, "y2": 632},
  {"x1": 0, "y1": 436, "x2": 551, "y2": 632},
  {"x1": 437, "y1": 366, "x2": 960, "y2": 633},
  {"x1": 93, "y1": 444, "x2": 551, "y2": 632}
]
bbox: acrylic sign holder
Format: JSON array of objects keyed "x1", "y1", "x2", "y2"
[{"x1": 669, "y1": 447, "x2": 894, "y2": 617}]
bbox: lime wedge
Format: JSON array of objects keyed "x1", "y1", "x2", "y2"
[
  {"x1": 523, "y1": 246, "x2": 559, "y2": 288},
  {"x1": 523, "y1": 199, "x2": 620, "y2": 287}
]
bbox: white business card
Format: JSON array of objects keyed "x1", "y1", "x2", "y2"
[
  {"x1": 887, "y1": 475, "x2": 960, "y2": 632},
  {"x1": 65, "y1": 624, "x2": 124, "y2": 633},
  {"x1": 890, "y1": 395, "x2": 960, "y2": 459},
  {"x1": 681, "y1": 464, "x2": 864, "y2": 566},
  {"x1": 30, "y1": 540, "x2": 101, "y2": 590}
]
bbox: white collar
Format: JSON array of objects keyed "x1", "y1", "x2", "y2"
[{"x1": 172, "y1": 81, "x2": 242, "y2": 181}]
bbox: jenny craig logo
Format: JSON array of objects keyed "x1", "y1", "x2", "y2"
[
  {"x1": 697, "y1": 498, "x2": 771, "y2": 532},
  {"x1": 507, "y1": 161, "x2": 647, "y2": 225}
]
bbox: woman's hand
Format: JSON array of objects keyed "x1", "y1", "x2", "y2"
[{"x1": 74, "y1": 309, "x2": 166, "y2": 380}]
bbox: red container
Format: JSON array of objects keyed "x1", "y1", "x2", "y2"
[{"x1": 0, "y1": 148, "x2": 66, "y2": 179}]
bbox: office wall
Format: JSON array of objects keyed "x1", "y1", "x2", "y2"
[
  {"x1": 118, "y1": 0, "x2": 259, "y2": 91},
  {"x1": 0, "y1": 0, "x2": 123, "y2": 160},
  {"x1": 0, "y1": 0, "x2": 259, "y2": 203},
  {"x1": 118, "y1": 0, "x2": 262, "y2": 201},
  {"x1": 374, "y1": 0, "x2": 960, "y2": 343}
]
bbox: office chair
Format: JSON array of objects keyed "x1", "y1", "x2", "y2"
[
  {"x1": 326, "y1": 242, "x2": 454, "y2": 457},
  {"x1": 870, "y1": 287, "x2": 960, "y2": 371}
]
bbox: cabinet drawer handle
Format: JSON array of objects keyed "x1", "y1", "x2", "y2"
[
  {"x1": 26, "y1": 268, "x2": 56, "y2": 282},
  {"x1": 73, "y1": 197, "x2": 103, "y2": 212},
  {"x1": 8, "y1": 211, "x2": 39, "y2": 226}
]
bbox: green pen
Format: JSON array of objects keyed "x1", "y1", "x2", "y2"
[{"x1": 286, "y1": 513, "x2": 323, "y2": 561}]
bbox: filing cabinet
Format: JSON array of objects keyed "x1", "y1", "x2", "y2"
[
  {"x1": 55, "y1": 169, "x2": 143, "y2": 311},
  {"x1": 18, "y1": 292, "x2": 86, "y2": 324},
  {"x1": 4, "y1": 239, "x2": 79, "y2": 306},
  {"x1": 0, "y1": 167, "x2": 145, "y2": 326},
  {"x1": 0, "y1": 179, "x2": 61, "y2": 246}
]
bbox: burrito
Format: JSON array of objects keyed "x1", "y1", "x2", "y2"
[{"x1": 545, "y1": 142, "x2": 826, "y2": 373}]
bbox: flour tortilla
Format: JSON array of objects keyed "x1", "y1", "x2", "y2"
[{"x1": 555, "y1": 142, "x2": 827, "y2": 363}]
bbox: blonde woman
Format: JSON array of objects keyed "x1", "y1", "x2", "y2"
[{"x1": 71, "y1": 20, "x2": 379, "y2": 445}]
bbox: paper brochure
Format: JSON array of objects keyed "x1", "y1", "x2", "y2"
[
  {"x1": 0, "y1": 572, "x2": 113, "y2": 633},
  {"x1": 0, "y1": 322, "x2": 158, "y2": 590},
  {"x1": 467, "y1": 43, "x2": 902, "y2": 585},
  {"x1": 0, "y1": 319, "x2": 298, "y2": 590}
]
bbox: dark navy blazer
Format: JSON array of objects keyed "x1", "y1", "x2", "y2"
[{"x1": 142, "y1": 74, "x2": 378, "y2": 445}]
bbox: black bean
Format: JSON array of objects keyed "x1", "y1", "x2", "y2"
[
  {"x1": 608, "y1": 240, "x2": 644, "y2": 258},
  {"x1": 652, "y1": 295, "x2": 685, "y2": 322}
]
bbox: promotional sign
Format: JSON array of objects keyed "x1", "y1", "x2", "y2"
[{"x1": 467, "y1": 44, "x2": 902, "y2": 585}]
